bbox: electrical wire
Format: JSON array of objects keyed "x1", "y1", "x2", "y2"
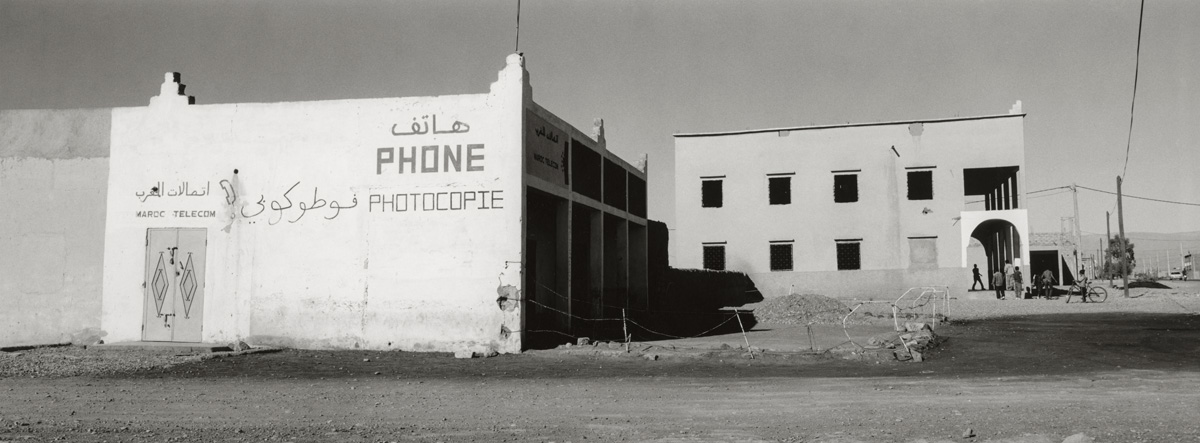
[
  {"x1": 1121, "y1": 0, "x2": 1147, "y2": 179},
  {"x1": 1076, "y1": 185, "x2": 1200, "y2": 207}
]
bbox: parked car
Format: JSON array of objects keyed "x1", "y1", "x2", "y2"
[{"x1": 1168, "y1": 270, "x2": 1185, "y2": 280}]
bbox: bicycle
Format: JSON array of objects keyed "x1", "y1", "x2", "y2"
[{"x1": 1065, "y1": 281, "x2": 1107, "y2": 303}]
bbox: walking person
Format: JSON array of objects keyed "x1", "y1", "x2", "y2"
[
  {"x1": 993, "y1": 269, "x2": 1006, "y2": 300},
  {"x1": 971, "y1": 264, "x2": 985, "y2": 291},
  {"x1": 1040, "y1": 269, "x2": 1056, "y2": 298}
]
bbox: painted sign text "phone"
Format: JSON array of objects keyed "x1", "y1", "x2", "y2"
[{"x1": 376, "y1": 144, "x2": 484, "y2": 175}]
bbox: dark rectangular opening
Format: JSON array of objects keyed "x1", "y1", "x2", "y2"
[
  {"x1": 769, "y1": 242, "x2": 793, "y2": 271},
  {"x1": 603, "y1": 213, "x2": 628, "y2": 320},
  {"x1": 834, "y1": 174, "x2": 858, "y2": 203},
  {"x1": 701, "y1": 179, "x2": 723, "y2": 208},
  {"x1": 702, "y1": 244, "x2": 726, "y2": 271},
  {"x1": 570, "y1": 204, "x2": 602, "y2": 333},
  {"x1": 571, "y1": 139, "x2": 602, "y2": 201},
  {"x1": 836, "y1": 241, "x2": 861, "y2": 270},
  {"x1": 907, "y1": 170, "x2": 933, "y2": 200},
  {"x1": 524, "y1": 188, "x2": 570, "y2": 347},
  {"x1": 604, "y1": 158, "x2": 626, "y2": 210},
  {"x1": 768, "y1": 176, "x2": 791, "y2": 205},
  {"x1": 628, "y1": 174, "x2": 647, "y2": 218}
]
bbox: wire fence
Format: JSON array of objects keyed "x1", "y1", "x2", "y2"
[
  {"x1": 515, "y1": 281, "x2": 951, "y2": 357},
  {"x1": 512, "y1": 281, "x2": 755, "y2": 353}
]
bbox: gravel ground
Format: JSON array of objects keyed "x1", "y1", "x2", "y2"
[
  {"x1": 751, "y1": 283, "x2": 1200, "y2": 326},
  {"x1": 947, "y1": 285, "x2": 1200, "y2": 320},
  {"x1": 0, "y1": 346, "x2": 204, "y2": 378},
  {"x1": 4, "y1": 283, "x2": 1196, "y2": 380}
]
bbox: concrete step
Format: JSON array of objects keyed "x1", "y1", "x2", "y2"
[{"x1": 87, "y1": 341, "x2": 232, "y2": 354}]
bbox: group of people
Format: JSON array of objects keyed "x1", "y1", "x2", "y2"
[{"x1": 970, "y1": 261, "x2": 1057, "y2": 300}]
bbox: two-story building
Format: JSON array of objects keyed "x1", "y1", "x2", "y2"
[{"x1": 673, "y1": 103, "x2": 1029, "y2": 299}]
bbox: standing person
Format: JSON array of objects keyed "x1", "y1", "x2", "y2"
[
  {"x1": 993, "y1": 269, "x2": 1006, "y2": 300},
  {"x1": 1013, "y1": 266, "x2": 1024, "y2": 299},
  {"x1": 1003, "y1": 260, "x2": 1014, "y2": 294},
  {"x1": 1075, "y1": 270, "x2": 1090, "y2": 303},
  {"x1": 971, "y1": 264, "x2": 985, "y2": 291}
]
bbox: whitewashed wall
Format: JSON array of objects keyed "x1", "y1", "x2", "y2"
[{"x1": 102, "y1": 56, "x2": 528, "y2": 352}]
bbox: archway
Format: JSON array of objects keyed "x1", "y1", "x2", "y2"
[{"x1": 967, "y1": 219, "x2": 1025, "y2": 290}]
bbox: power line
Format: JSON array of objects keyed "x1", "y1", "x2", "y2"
[
  {"x1": 1030, "y1": 186, "x2": 1072, "y2": 194},
  {"x1": 1121, "y1": 0, "x2": 1147, "y2": 179},
  {"x1": 965, "y1": 185, "x2": 1071, "y2": 205},
  {"x1": 1077, "y1": 185, "x2": 1200, "y2": 207}
]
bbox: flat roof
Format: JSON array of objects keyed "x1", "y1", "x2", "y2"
[{"x1": 674, "y1": 113, "x2": 1025, "y2": 138}]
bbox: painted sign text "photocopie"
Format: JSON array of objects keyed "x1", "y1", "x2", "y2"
[
  {"x1": 376, "y1": 144, "x2": 484, "y2": 175},
  {"x1": 368, "y1": 190, "x2": 504, "y2": 212}
]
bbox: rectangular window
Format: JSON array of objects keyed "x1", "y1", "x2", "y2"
[
  {"x1": 833, "y1": 172, "x2": 859, "y2": 203},
  {"x1": 769, "y1": 241, "x2": 793, "y2": 271},
  {"x1": 701, "y1": 178, "x2": 723, "y2": 208},
  {"x1": 702, "y1": 243, "x2": 726, "y2": 271},
  {"x1": 767, "y1": 174, "x2": 792, "y2": 205},
  {"x1": 908, "y1": 236, "x2": 938, "y2": 269},
  {"x1": 836, "y1": 239, "x2": 861, "y2": 270},
  {"x1": 907, "y1": 169, "x2": 933, "y2": 200}
]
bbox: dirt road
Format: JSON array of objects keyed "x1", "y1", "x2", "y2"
[{"x1": 3, "y1": 297, "x2": 1200, "y2": 442}]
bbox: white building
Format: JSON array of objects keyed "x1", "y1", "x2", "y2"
[
  {"x1": 673, "y1": 104, "x2": 1029, "y2": 299},
  {"x1": 1, "y1": 54, "x2": 648, "y2": 352}
]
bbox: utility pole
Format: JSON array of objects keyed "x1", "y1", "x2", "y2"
[
  {"x1": 1072, "y1": 184, "x2": 1082, "y2": 279},
  {"x1": 1106, "y1": 212, "x2": 1112, "y2": 285},
  {"x1": 1117, "y1": 177, "x2": 1129, "y2": 297}
]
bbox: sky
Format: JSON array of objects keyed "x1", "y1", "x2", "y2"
[{"x1": 2, "y1": 0, "x2": 1198, "y2": 237}]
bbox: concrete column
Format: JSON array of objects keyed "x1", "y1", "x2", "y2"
[
  {"x1": 1011, "y1": 174, "x2": 1020, "y2": 209},
  {"x1": 1002, "y1": 180, "x2": 1011, "y2": 210}
]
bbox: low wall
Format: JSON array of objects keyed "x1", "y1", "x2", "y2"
[
  {"x1": 0, "y1": 109, "x2": 111, "y2": 346},
  {"x1": 747, "y1": 267, "x2": 970, "y2": 301}
]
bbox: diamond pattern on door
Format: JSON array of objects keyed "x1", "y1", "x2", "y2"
[
  {"x1": 151, "y1": 253, "x2": 169, "y2": 316},
  {"x1": 179, "y1": 254, "x2": 197, "y2": 318}
]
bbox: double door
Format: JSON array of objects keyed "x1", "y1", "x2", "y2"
[{"x1": 143, "y1": 228, "x2": 206, "y2": 342}]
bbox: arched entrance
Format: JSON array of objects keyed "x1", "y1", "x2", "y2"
[
  {"x1": 960, "y1": 210, "x2": 1030, "y2": 291},
  {"x1": 969, "y1": 220, "x2": 1022, "y2": 289}
]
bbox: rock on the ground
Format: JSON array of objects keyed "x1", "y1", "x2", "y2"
[
  {"x1": 905, "y1": 322, "x2": 931, "y2": 332},
  {"x1": 1061, "y1": 433, "x2": 1094, "y2": 443}
]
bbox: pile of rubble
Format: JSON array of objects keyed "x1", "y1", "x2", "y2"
[
  {"x1": 839, "y1": 321, "x2": 942, "y2": 362},
  {"x1": 751, "y1": 293, "x2": 851, "y2": 325}
]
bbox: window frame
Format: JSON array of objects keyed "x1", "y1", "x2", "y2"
[
  {"x1": 906, "y1": 167, "x2": 935, "y2": 201},
  {"x1": 702, "y1": 242, "x2": 727, "y2": 271},
  {"x1": 835, "y1": 239, "x2": 862, "y2": 271},
  {"x1": 832, "y1": 170, "x2": 860, "y2": 203},
  {"x1": 766, "y1": 173, "x2": 794, "y2": 206},
  {"x1": 701, "y1": 176, "x2": 724, "y2": 208},
  {"x1": 769, "y1": 241, "x2": 794, "y2": 271}
]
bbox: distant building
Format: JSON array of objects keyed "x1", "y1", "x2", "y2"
[
  {"x1": 673, "y1": 103, "x2": 1029, "y2": 299},
  {"x1": 0, "y1": 54, "x2": 648, "y2": 352}
]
